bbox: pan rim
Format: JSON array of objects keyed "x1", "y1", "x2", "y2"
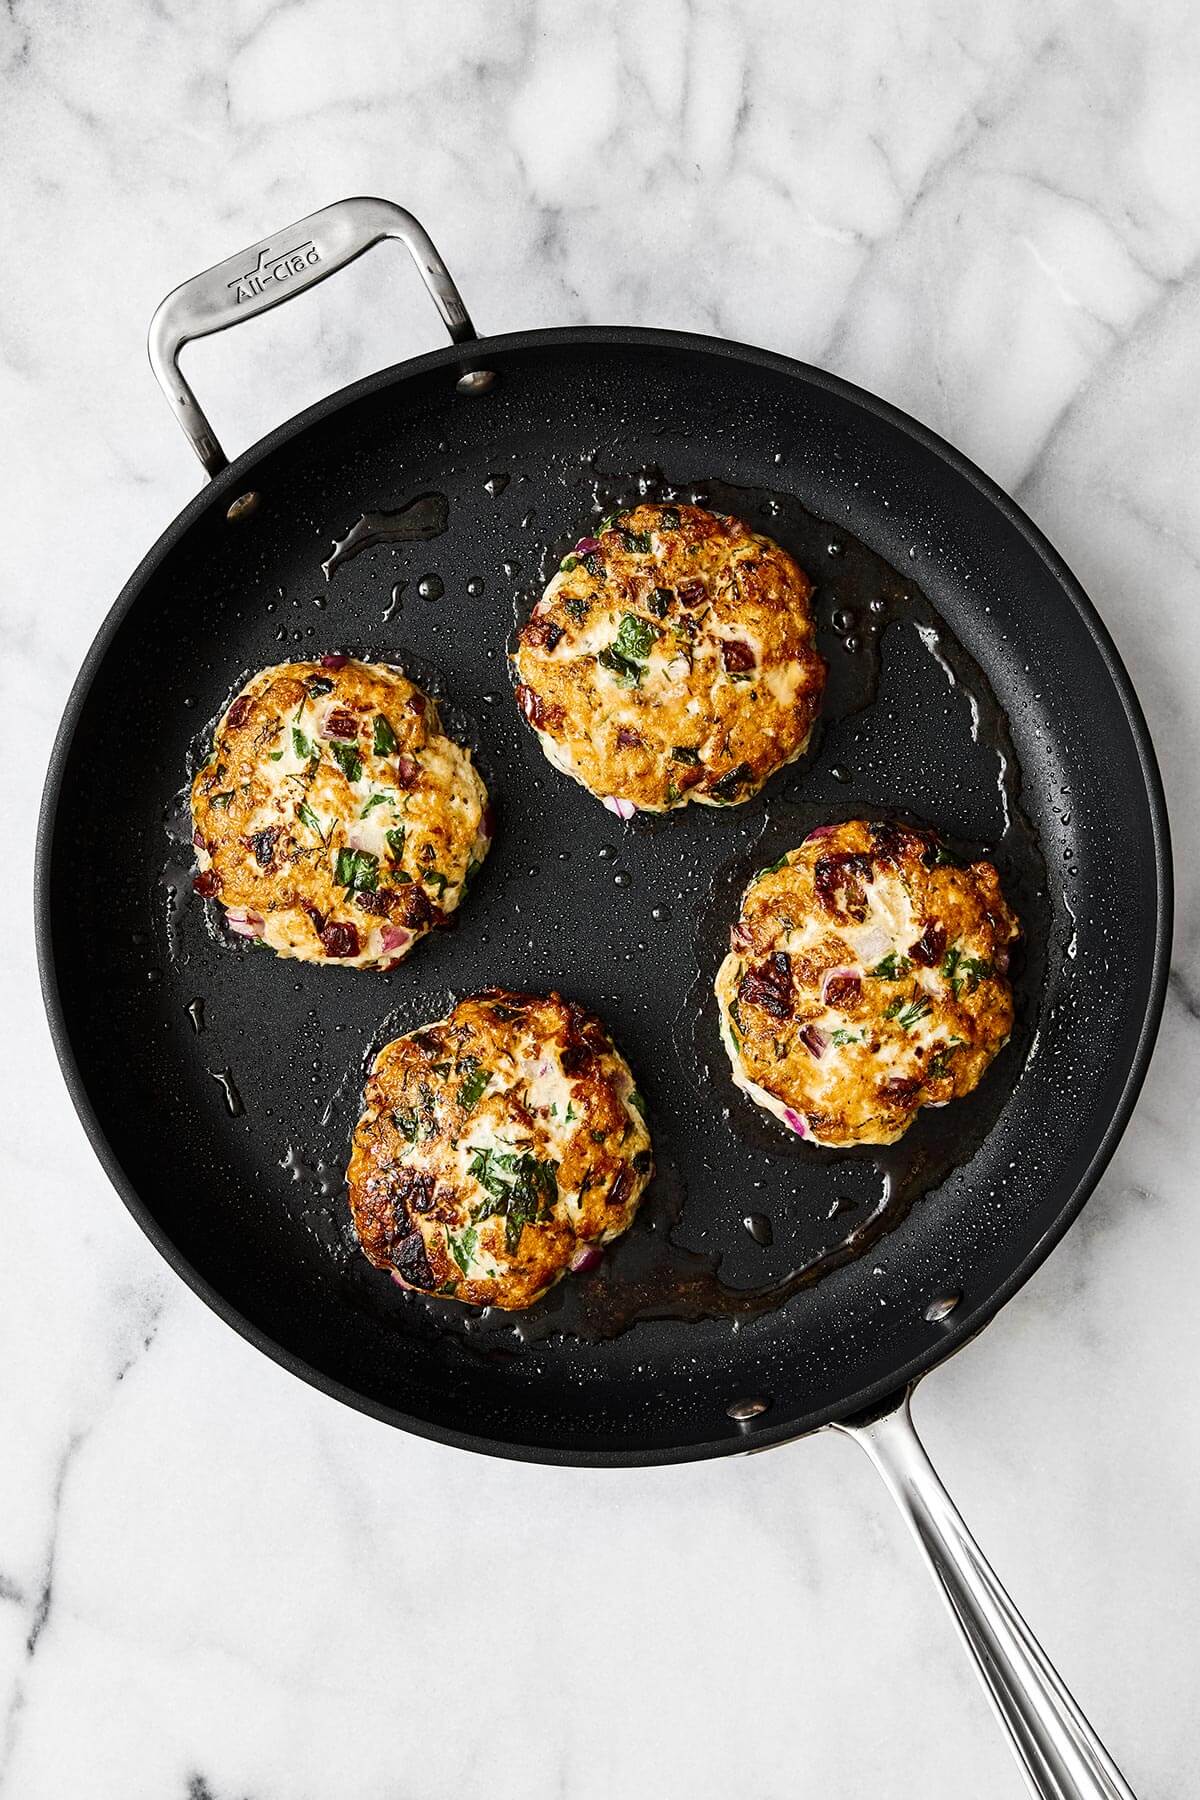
[{"x1": 35, "y1": 324, "x2": 1173, "y2": 1466}]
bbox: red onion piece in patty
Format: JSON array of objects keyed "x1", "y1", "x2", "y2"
[
  {"x1": 798, "y1": 1025, "x2": 827, "y2": 1059},
  {"x1": 226, "y1": 907, "x2": 264, "y2": 938},
  {"x1": 603, "y1": 796, "x2": 636, "y2": 820},
  {"x1": 804, "y1": 824, "x2": 838, "y2": 841},
  {"x1": 570, "y1": 1244, "x2": 603, "y2": 1273},
  {"x1": 321, "y1": 654, "x2": 349, "y2": 670},
  {"x1": 381, "y1": 924, "x2": 412, "y2": 952},
  {"x1": 782, "y1": 1108, "x2": 808, "y2": 1137},
  {"x1": 574, "y1": 536, "x2": 600, "y2": 554}
]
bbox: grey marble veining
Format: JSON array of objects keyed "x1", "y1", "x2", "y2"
[{"x1": 2, "y1": 2, "x2": 1198, "y2": 1796}]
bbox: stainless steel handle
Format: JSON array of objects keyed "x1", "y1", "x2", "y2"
[
  {"x1": 836, "y1": 1389, "x2": 1135, "y2": 1800},
  {"x1": 147, "y1": 195, "x2": 481, "y2": 479}
]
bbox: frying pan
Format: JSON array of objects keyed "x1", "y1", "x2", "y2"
[{"x1": 36, "y1": 197, "x2": 1170, "y2": 1798}]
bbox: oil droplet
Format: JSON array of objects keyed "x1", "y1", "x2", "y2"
[
  {"x1": 827, "y1": 1194, "x2": 856, "y2": 1220},
  {"x1": 210, "y1": 1069, "x2": 244, "y2": 1117},
  {"x1": 843, "y1": 635, "x2": 861, "y2": 654},
  {"x1": 598, "y1": 845, "x2": 614, "y2": 861},
  {"x1": 322, "y1": 492, "x2": 448, "y2": 579},
  {"x1": 383, "y1": 580, "x2": 407, "y2": 621},
  {"x1": 484, "y1": 472, "x2": 510, "y2": 497},
  {"x1": 743, "y1": 1213, "x2": 773, "y2": 1246},
  {"x1": 760, "y1": 499, "x2": 780, "y2": 517},
  {"x1": 869, "y1": 596, "x2": 887, "y2": 615},
  {"x1": 650, "y1": 904, "x2": 670, "y2": 922},
  {"x1": 833, "y1": 609, "x2": 856, "y2": 634},
  {"x1": 466, "y1": 577, "x2": 484, "y2": 597},
  {"x1": 830, "y1": 765, "x2": 852, "y2": 784},
  {"x1": 417, "y1": 574, "x2": 444, "y2": 602},
  {"x1": 924, "y1": 1293, "x2": 960, "y2": 1323},
  {"x1": 613, "y1": 870, "x2": 631, "y2": 888},
  {"x1": 185, "y1": 998, "x2": 205, "y2": 1033},
  {"x1": 828, "y1": 541, "x2": 844, "y2": 556}
]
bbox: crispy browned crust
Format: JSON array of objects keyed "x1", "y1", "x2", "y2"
[
  {"x1": 511, "y1": 502, "x2": 826, "y2": 811},
  {"x1": 190, "y1": 659, "x2": 490, "y2": 968},
  {"x1": 716, "y1": 819, "x2": 1020, "y2": 1146},
  {"x1": 347, "y1": 990, "x2": 653, "y2": 1309}
]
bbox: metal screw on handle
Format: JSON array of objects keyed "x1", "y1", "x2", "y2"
[
  {"x1": 837, "y1": 1388, "x2": 1137, "y2": 1800},
  {"x1": 147, "y1": 196, "x2": 486, "y2": 480}
]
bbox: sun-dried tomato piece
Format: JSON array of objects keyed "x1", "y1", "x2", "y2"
[
  {"x1": 823, "y1": 973, "x2": 862, "y2": 1010},
  {"x1": 721, "y1": 638, "x2": 755, "y2": 673},
  {"x1": 521, "y1": 615, "x2": 565, "y2": 652},
  {"x1": 320, "y1": 919, "x2": 360, "y2": 958},
  {"x1": 192, "y1": 869, "x2": 220, "y2": 898},
  {"x1": 909, "y1": 921, "x2": 947, "y2": 967},
  {"x1": 813, "y1": 851, "x2": 874, "y2": 921},
  {"x1": 739, "y1": 952, "x2": 793, "y2": 1019}
]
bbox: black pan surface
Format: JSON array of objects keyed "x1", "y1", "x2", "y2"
[{"x1": 36, "y1": 329, "x2": 1170, "y2": 1464}]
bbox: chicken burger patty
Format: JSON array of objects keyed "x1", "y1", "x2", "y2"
[
  {"x1": 347, "y1": 990, "x2": 653, "y2": 1310},
  {"x1": 511, "y1": 502, "x2": 825, "y2": 813},
  {"x1": 715, "y1": 819, "x2": 1019, "y2": 1147},
  {"x1": 191, "y1": 658, "x2": 490, "y2": 968}
]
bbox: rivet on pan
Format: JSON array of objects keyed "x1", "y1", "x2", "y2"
[
  {"x1": 226, "y1": 491, "x2": 261, "y2": 523},
  {"x1": 727, "y1": 1396, "x2": 770, "y2": 1424},
  {"x1": 924, "y1": 1293, "x2": 961, "y2": 1323},
  {"x1": 456, "y1": 369, "x2": 496, "y2": 395}
]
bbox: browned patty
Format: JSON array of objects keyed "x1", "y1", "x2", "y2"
[
  {"x1": 716, "y1": 819, "x2": 1020, "y2": 1146},
  {"x1": 511, "y1": 502, "x2": 826, "y2": 812},
  {"x1": 191, "y1": 658, "x2": 490, "y2": 968},
  {"x1": 347, "y1": 990, "x2": 653, "y2": 1310}
]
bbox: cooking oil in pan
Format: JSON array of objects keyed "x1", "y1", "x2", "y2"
[{"x1": 321, "y1": 491, "x2": 449, "y2": 581}]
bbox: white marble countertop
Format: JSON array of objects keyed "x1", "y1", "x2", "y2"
[{"x1": 4, "y1": 2, "x2": 1199, "y2": 1795}]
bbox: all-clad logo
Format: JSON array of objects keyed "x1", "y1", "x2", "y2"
[{"x1": 228, "y1": 239, "x2": 320, "y2": 303}]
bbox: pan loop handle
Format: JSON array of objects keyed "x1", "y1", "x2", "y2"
[
  {"x1": 147, "y1": 196, "x2": 481, "y2": 481},
  {"x1": 837, "y1": 1387, "x2": 1137, "y2": 1800}
]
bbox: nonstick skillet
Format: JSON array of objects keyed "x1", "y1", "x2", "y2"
[{"x1": 36, "y1": 198, "x2": 1169, "y2": 1799}]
